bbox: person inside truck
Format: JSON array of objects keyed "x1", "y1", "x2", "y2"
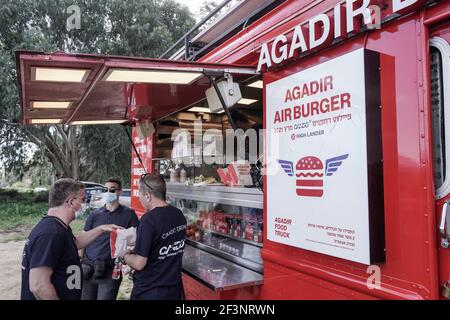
[
  {"x1": 230, "y1": 109, "x2": 257, "y2": 130},
  {"x1": 80, "y1": 178, "x2": 139, "y2": 300},
  {"x1": 21, "y1": 178, "x2": 120, "y2": 300},
  {"x1": 122, "y1": 173, "x2": 187, "y2": 300}
]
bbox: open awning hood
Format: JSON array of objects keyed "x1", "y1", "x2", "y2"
[{"x1": 16, "y1": 51, "x2": 258, "y2": 125}]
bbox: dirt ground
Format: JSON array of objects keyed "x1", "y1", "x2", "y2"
[
  {"x1": 0, "y1": 232, "x2": 24, "y2": 300},
  {"x1": 0, "y1": 230, "x2": 132, "y2": 300}
]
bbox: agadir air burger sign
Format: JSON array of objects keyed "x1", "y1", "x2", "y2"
[
  {"x1": 257, "y1": 0, "x2": 427, "y2": 72},
  {"x1": 265, "y1": 45, "x2": 385, "y2": 264},
  {"x1": 263, "y1": 0, "x2": 426, "y2": 266}
]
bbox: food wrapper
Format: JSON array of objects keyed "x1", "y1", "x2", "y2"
[{"x1": 110, "y1": 227, "x2": 136, "y2": 259}]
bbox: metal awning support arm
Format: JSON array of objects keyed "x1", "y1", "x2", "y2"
[{"x1": 122, "y1": 122, "x2": 148, "y2": 175}]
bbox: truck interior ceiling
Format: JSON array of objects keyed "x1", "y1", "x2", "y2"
[{"x1": 154, "y1": 75, "x2": 263, "y2": 180}]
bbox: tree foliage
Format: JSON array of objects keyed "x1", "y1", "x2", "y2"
[{"x1": 0, "y1": 0, "x2": 195, "y2": 186}]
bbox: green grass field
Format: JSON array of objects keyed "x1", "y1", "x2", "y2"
[
  {"x1": 0, "y1": 189, "x2": 133, "y2": 299},
  {"x1": 0, "y1": 189, "x2": 90, "y2": 234},
  {"x1": 0, "y1": 190, "x2": 49, "y2": 242}
]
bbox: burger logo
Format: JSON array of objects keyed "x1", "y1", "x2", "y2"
[
  {"x1": 296, "y1": 156, "x2": 324, "y2": 197},
  {"x1": 278, "y1": 154, "x2": 349, "y2": 197}
]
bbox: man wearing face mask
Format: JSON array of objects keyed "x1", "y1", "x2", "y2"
[
  {"x1": 80, "y1": 178, "x2": 138, "y2": 300},
  {"x1": 21, "y1": 178, "x2": 120, "y2": 300}
]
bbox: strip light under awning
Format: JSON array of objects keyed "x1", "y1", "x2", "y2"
[
  {"x1": 31, "y1": 101, "x2": 72, "y2": 109},
  {"x1": 247, "y1": 80, "x2": 263, "y2": 89},
  {"x1": 188, "y1": 107, "x2": 225, "y2": 114},
  {"x1": 32, "y1": 67, "x2": 90, "y2": 83},
  {"x1": 238, "y1": 98, "x2": 258, "y2": 105},
  {"x1": 30, "y1": 119, "x2": 62, "y2": 124},
  {"x1": 71, "y1": 120, "x2": 128, "y2": 125},
  {"x1": 103, "y1": 69, "x2": 203, "y2": 84}
]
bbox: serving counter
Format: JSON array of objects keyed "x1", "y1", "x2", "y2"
[{"x1": 166, "y1": 182, "x2": 264, "y2": 291}]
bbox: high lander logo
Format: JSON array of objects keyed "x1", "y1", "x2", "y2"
[{"x1": 278, "y1": 154, "x2": 349, "y2": 197}]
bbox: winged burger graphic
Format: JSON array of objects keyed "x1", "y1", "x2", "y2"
[{"x1": 278, "y1": 154, "x2": 349, "y2": 197}]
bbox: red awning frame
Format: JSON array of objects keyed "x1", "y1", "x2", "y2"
[{"x1": 16, "y1": 51, "x2": 259, "y2": 125}]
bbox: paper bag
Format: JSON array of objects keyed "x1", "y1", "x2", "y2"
[{"x1": 110, "y1": 227, "x2": 136, "y2": 259}]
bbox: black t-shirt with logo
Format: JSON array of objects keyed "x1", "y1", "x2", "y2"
[
  {"x1": 132, "y1": 205, "x2": 187, "y2": 298},
  {"x1": 21, "y1": 216, "x2": 82, "y2": 300}
]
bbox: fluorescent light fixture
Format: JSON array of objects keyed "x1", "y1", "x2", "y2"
[
  {"x1": 31, "y1": 101, "x2": 72, "y2": 109},
  {"x1": 103, "y1": 69, "x2": 203, "y2": 84},
  {"x1": 247, "y1": 80, "x2": 263, "y2": 89},
  {"x1": 188, "y1": 107, "x2": 212, "y2": 113},
  {"x1": 188, "y1": 107, "x2": 225, "y2": 114},
  {"x1": 238, "y1": 98, "x2": 258, "y2": 105},
  {"x1": 30, "y1": 119, "x2": 61, "y2": 124},
  {"x1": 71, "y1": 120, "x2": 128, "y2": 125},
  {"x1": 32, "y1": 67, "x2": 89, "y2": 83}
]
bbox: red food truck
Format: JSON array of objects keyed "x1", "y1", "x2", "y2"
[{"x1": 15, "y1": 0, "x2": 450, "y2": 299}]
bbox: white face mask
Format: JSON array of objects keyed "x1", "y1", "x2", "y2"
[{"x1": 75, "y1": 203, "x2": 87, "y2": 219}]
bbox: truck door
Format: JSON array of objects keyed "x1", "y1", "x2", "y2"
[{"x1": 430, "y1": 22, "x2": 450, "y2": 299}]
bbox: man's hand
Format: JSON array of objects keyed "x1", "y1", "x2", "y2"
[
  {"x1": 98, "y1": 224, "x2": 123, "y2": 233},
  {"x1": 76, "y1": 224, "x2": 123, "y2": 249}
]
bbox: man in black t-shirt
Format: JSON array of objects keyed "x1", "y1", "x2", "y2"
[
  {"x1": 81, "y1": 178, "x2": 139, "y2": 300},
  {"x1": 21, "y1": 178, "x2": 120, "y2": 300},
  {"x1": 123, "y1": 173, "x2": 187, "y2": 300}
]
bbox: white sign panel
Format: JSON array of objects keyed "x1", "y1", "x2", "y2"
[{"x1": 265, "y1": 48, "x2": 384, "y2": 265}]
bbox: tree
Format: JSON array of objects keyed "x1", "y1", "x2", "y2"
[
  {"x1": 197, "y1": 0, "x2": 238, "y2": 31},
  {"x1": 200, "y1": 0, "x2": 220, "y2": 19},
  {"x1": 0, "y1": 0, "x2": 195, "y2": 185}
]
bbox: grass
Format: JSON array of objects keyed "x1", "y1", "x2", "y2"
[
  {"x1": 0, "y1": 190, "x2": 133, "y2": 299},
  {"x1": 0, "y1": 203, "x2": 47, "y2": 232},
  {"x1": 117, "y1": 276, "x2": 133, "y2": 300},
  {"x1": 0, "y1": 189, "x2": 90, "y2": 241}
]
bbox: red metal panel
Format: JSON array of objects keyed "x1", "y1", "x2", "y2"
[
  {"x1": 430, "y1": 18, "x2": 450, "y2": 300},
  {"x1": 198, "y1": 0, "x2": 433, "y2": 66},
  {"x1": 182, "y1": 274, "x2": 220, "y2": 300},
  {"x1": 260, "y1": 18, "x2": 438, "y2": 300},
  {"x1": 189, "y1": 0, "x2": 450, "y2": 300}
]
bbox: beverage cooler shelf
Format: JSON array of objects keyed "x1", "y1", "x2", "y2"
[
  {"x1": 207, "y1": 229, "x2": 263, "y2": 248},
  {"x1": 166, "y1": 182, "x2": 263, "y2": 209}
]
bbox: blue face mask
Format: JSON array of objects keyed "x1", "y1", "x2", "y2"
[{"x1": 105, "y1": 192, "x2": 118, "y2": 205}]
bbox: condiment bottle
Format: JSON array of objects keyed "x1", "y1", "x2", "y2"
[
  {"x1": 170, "y1": 169, "x2": 179, "y2": 182},
  {"x1": 179, "y1": 168, "x2": 187, "y2": 183}
]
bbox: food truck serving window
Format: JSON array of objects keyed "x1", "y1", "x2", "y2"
[
  {"x1": 15, "y1": 51, "x2": 258, "y2": 126},
  {"x1": 430, "y1": 37, "x2": 450, "y2": 198}
]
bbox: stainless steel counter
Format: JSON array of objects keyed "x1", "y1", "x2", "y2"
[
  {"x1": 189, "y1": 234, "x2": 263, "y2": 273},
  {"x1": 166, "y1": 182, "x2": 263, "y2": 209},
  {"x1": 182, "y1": 244, "x2": 264, "y2": 292}
]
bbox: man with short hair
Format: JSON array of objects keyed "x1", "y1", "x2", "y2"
[
  {"x1": 21, "y1": 178, "x2": 120, "y2": 300},
  {"x1": 81, "y1": 178, "x2": 139, "y2": 300},
  {"x1": 123, "y1": 173, "x2": 187, "y2": 300}
]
